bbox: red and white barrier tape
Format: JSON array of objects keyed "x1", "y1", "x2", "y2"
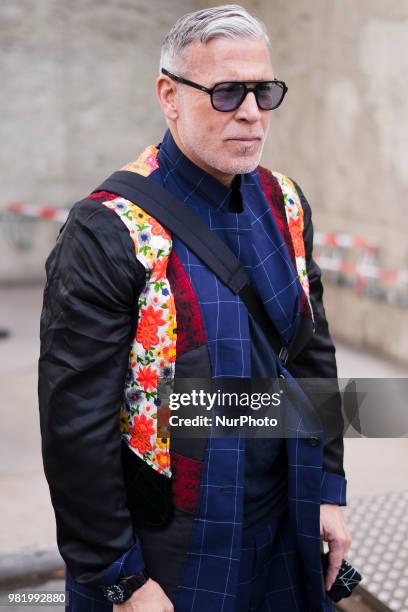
[
  {"x1": 1, "y1": 202, "x2": 69, "y2": 223},
  {"x1": 0, "y1": 207, "x2": 382, "y2": 252},
  {"x1": 315, "y1": 255, "x2": 408, "y2": 287},
  {"x1": 1, "y1": 203, "x2": 407, "y2": 298},
  {"x1": 314, "y1": 231, "x2": 379, "y2": 253}
]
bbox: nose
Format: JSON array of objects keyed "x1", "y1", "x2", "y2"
[{"x1": 235, "y1": 90, "x2": 262, "y2": 122}]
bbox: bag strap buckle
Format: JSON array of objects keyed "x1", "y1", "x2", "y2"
[{"x1": 278, "y1": 346, "x2": 289, "y2": 365}]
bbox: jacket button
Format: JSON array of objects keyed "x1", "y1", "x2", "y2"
[{"x1": 308, "y1": 436, "x2": 320, "y2": 447}]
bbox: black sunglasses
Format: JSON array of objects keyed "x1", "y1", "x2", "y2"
[{"x1": 161, "y1": 68, "x2": 288, "y2": 112}]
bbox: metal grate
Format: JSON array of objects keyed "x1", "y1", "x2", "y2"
[{"x1": 343, "y1": 491, "x2": 408, "y2": 611}]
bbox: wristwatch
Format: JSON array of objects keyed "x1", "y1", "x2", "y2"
[{"x1": 101, "y1": 569, "x2": 150, "y2": 604}]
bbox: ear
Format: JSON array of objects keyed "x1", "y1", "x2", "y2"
[{"x1": 156, "y1": 75, "x2": 179, "y2": 122}]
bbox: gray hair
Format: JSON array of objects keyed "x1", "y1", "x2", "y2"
[{"x1": 159, "y1": 4, "x2": 271, "y2": 73}]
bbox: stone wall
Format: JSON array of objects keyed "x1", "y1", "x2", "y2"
[
  {"x1": 0, "y1": 0, "x2": 200, "y2": 281},
  {"x1": 235, "y1": 0, "x2": 408, "y2": 268},
  {"x1": 1, "y1": 0, "x2": 407, "y2": 361}
]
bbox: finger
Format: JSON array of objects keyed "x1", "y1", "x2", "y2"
[
  {"x1": 333, "y1": 531, "x2": 352, "y2": 560},
  {"x1": 325, "y1": 544, "x2": 343, "y2": 590},
  {"x1": 325, "y1": 562, "x2": 342, "y2": 591}
]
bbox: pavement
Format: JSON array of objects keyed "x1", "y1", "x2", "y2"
[{"x1": 0, "y1": 285, "x2": 407, "y2": 606}]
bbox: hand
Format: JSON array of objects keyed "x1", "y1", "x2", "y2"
[
  {"x1": 113, "y1": 578, "x2": 174, "y2": 612},
  {"x1": 320, "y1": 504, "x2": 352, "y2": 592}
]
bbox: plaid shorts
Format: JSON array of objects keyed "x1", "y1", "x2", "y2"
[{"x1": 236, "y1": 511, "x2": 308, "y2": 612}]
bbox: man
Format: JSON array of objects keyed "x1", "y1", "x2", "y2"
[{"x1": 38, "y1": 5, "x2": 351, "y2": 611}]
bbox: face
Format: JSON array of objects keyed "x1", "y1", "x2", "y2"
[{"x1": 157, "y1": 37, "x2": 274, "y2": 186}]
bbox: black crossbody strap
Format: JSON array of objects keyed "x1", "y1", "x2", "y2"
[{"x1": 95, "y1": 170, "x2": 288, "y2": 363}]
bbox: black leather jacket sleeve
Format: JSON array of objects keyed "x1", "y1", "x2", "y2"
[
  {"x1": 288, "y1": 182, "x2": 345, "y2": 478},
  {"x1": 38, "y1": 197, "x2": 147, "y2": 586}
]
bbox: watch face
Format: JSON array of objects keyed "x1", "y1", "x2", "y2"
[
  {"x1": 103, "y1": 584, "x2": 126, "y2": 604},
  {"x1": 102, "y1": 571, "x2": 149, "y2": 604}
]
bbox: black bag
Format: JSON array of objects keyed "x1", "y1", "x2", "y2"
[{"x1": 321, "y1": 552, "x2": 362, "y2": 602}]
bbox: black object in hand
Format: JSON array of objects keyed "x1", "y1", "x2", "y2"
[{"x1": 321, "y1": 553, "x2": 362, "y2": 602}]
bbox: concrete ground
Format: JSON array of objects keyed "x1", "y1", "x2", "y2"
[
  {"x1": 0, "y1": 286, "x2": 58, "y2": 557},
  {"x1": 336, "y1": 343, "x2": 408, "y2": 500},
  {"x1": 0, "y1": 285, "x2": 407, "y2": 583}
]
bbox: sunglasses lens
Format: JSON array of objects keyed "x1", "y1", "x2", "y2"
[
  {"x1": 211, "y1": 82, "x2": 286, "y2": 111},
  {"x1": 255, "y1": 82, "x2": 285, "y2": 110},
  {"x1": 211, "y1": 83, "x2": 246, "y2": 111}
]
